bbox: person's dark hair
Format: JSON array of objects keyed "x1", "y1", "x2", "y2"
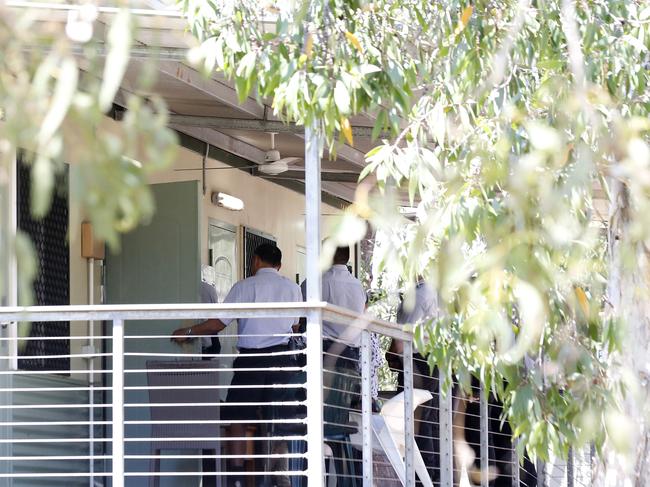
[
  {"x1": 254, "y1": 243, "x2": 282, "y2": 267},
  {"x1": 333, "y1": 246, "x2": 350, "y2": 265}
]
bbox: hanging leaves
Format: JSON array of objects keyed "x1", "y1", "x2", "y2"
[
  {"x1": 345, "y1": 31, "x2": 363, "y2": 53},
  {"x1": 461, "y1": 6, "x2": 474, "y2": 27},
  {"x1": 99, "y1": 9, "x2": 132, "y2": 112},
  {"x1": 340, "y1": 117, "x2": 353, "y2": 146}
]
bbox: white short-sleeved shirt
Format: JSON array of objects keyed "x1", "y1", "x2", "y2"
[
  {"x1": 223, "y1": 268, "x2": 302, "y2": 349},
  {"x1": 301, "y1": 265, "x2": 366, "y2": 346},
  {"x1": 396, "y1": 281, "x2": 438, "y2": 325}
]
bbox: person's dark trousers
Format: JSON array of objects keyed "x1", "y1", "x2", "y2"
[
  {"x1": 323, "y1": 339, "x2": 359, "y2": 369},
  {"x1": 201, "y1": 340, "x2": 221, "y2": 487}
]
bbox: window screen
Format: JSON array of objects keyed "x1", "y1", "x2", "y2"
[
  {"x1": 243, "y1": 227, "x2": 276, "y2": 278},
  {"x1": 17, "y1": 157, "x2": 70, "y2": 371}
]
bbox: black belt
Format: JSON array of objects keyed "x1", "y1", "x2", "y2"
[{"x1": 238, "y1": 343, "x2": 290, "y2": 354}]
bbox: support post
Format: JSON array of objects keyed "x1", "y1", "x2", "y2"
[
  {"x1": 480, "y1": 386, "x2": 489, "y2": 487},
  {"x1": 567, "y1": 447, "x2": 574, "y2": 487},
  {"x1": 111, "y1": 319, "x2": 125, "y2": 487},
  {"x1": 360, "y1": 330, "x2": 373, "y2": 486},
  {"x1": 439, "y1": 371, "x2": 453, "y2": 487},
  {"x1": 403, "y1": 340, "x2": 415, "y2": 485},
  {"x1": 304, "y1": 124, "x2": 324, "y2": 483}
]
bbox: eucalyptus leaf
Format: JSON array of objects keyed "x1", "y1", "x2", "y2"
[{"x1": 99, "y1": 9, "x2": 132, "y2": 112}]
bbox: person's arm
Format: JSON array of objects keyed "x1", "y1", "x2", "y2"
[
  {"x1": 172, "y1": 282, "x2": 239, "y2": 343},
  {"x1": 171, "y1": 318, "x2": 227, "y2": 343}
]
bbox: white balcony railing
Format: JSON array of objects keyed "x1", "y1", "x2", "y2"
[{"x1": 0, "y1": 303, "x2": 580, "y2": 486}]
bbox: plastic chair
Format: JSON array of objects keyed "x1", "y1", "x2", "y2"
[
  {"x1": 146, "y1": 360, "x2": 223, "y2": 487},
  {"x1": 349, "y1": 389, "x2": 434, "y2": 487}
]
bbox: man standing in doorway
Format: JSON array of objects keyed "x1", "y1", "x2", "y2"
[{"x1": 173, "y1": 244, "x2": 302, "y2": 487}]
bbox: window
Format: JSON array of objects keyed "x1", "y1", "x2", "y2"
[{"x1": 17, "y1": 157, "x2": 70, "y2": 371}]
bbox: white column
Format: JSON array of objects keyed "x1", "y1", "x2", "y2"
[{"x1": 304, "y1": 124, "x2": 324, "y2": 483}]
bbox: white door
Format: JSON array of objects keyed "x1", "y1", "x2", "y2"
[{"x1": 207, "y1": 221, "x2": 237, "y2": 400}]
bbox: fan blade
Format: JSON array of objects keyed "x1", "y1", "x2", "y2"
[
  {"x1": 278, "y1": 167, "x2": 359, "y2": 175},
  {"x1": 260, "y1": 170, "x2": 360, "y2": 183},
  {"x1": 259, "y1": 160, "x2": 289, "y2": 175},
  {"x1": 276, "y1": 157, "x2": 303, "y2": 166},
  {"x1": 175, "y1": 165, "x2": 258, "y2": 171}
]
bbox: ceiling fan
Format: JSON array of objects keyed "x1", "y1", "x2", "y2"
[
  {"x1": 174, "y1": 131, "x2": 361, "y2": 183},
  {"x1": 259, "y1": 132, "x2": 302, "y2": 175}
]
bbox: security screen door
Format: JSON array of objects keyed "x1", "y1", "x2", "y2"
[
  {"x1": 207, "y1": 220, "x2": 237, "y2": 401},
  {"x1": 242, "y1": 227, "x2": 276, "y2": 278},
  {"x1": 105, "y1": 180, "x2": 201, "y2": 486}
]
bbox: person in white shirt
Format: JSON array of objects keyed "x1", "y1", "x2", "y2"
[
  {"x1": 300, "y1": 246, "x2": 366, "y2": 354},
  {"x1": 173, "y1": 244, "x2": 302, "y2": 485},
  {"x1": 301, "y1": 246, "x2": 368, "y2": 442}
]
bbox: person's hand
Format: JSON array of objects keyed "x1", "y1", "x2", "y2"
[{"x1": 171, "y1": 327, "x2": 192, "y2": 343}]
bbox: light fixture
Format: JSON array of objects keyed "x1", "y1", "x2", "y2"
[
  {"x1": 398, "y1": 206, "x2": 418, "y2": 215},
  {"x1": 211, "y1": 192, "x2": 244, "y2": 211}
]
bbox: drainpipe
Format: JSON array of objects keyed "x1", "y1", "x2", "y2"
[
  {"x1": 82, "y1": 221, "x2": 103, "y2": 487},
  {"x1": 87, "y1": 256, "x2": 95, "y2": 487}
]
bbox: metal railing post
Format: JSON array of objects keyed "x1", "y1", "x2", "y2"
[
  {"x1": 304, "y1": 123, "x2": 324, "y2": 484},
  {"x1": 403, "y1": 340, "x2": 415, "y2": 486},
  {"x1": 360, "y1": 330, "x2": 373, "y2": 486},
  {"x1": 111, "y1": 319, "x2": 124, "y2": 487},
  {"x1": 480, "y1": 386, "x2": 489, "y2": 487},
  {"x1": 567, "y1": 446, "x2": 574, "y2": 487},
  {"x1": 512, "y1": 438, "x2": 520, "y2": 487},
  {"x1": 439, "y1": 371, "x2": 453, "y2": 487},
  {"x1": 537, "y1": 457, "x2": 546, "y2": 487}
]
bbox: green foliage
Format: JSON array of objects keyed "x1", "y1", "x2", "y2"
[
  {"x1": 362, "y1": 0, "x2": 650, "y2": 461},
  {"x1": 182, "y1": 0, "x2": 454, "y2": 153},
  {"x1": 181, "y1": 0, "x2": 650, "y2": 462},
  {"x1": 0, "y1": 5, "x2": 177, "y2": 303}
]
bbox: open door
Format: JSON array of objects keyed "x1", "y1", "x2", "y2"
[{"x1": 105, "y1": 180, "x2": 201, "y2": 486}]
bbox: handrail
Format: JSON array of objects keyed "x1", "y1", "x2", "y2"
[{"x1": 0, "y1": 302, "x2": 412, "y2": 340}]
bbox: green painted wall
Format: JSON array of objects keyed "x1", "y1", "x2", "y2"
[{"x1": 106, "y1": 181, "x2": 202, "y2": 486}]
